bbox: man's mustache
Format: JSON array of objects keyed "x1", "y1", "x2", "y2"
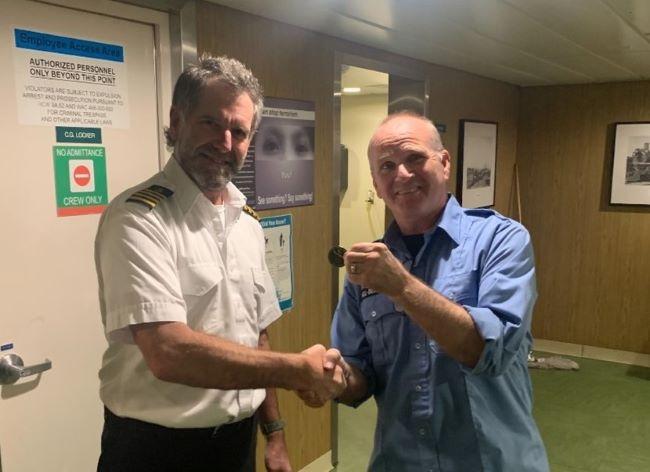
[{"x1": 196, "y1": 149, "x2": 237, "y2": 171}]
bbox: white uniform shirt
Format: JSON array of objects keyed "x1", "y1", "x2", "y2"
[{"x1": 95, "y1": 157, "x2": 282, "y2": 428}]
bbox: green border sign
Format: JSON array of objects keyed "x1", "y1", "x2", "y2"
[{"x1": 53, "y1": 145, "x2": 108, "y2": 217}]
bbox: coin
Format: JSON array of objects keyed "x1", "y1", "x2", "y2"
[{"x1": 328, "y1": 245, "x2": 347, "y2": 268}]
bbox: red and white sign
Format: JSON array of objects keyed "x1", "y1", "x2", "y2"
[{"x1": 69, "y1": 159, "x2": 95, "y2": 192}]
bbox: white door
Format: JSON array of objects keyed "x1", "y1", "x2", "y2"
[{"x1": 0, "y1": 1, "x2": 170, "y2": 470}]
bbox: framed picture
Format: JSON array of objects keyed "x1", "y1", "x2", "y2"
[
  {"x1": 610, "y1": 122, "x2": 650, "y2": 206},
  {"x1": 457, "y1": 120, "x2": 498, "y2": 208}
]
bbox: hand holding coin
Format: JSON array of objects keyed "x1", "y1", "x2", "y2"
[{"x1": 328, "y1": 245, "x2": 347, "y2": 268}]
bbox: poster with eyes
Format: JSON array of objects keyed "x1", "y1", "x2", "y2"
[{"x1": 234, "y1": 98, "x2": 315, "y2": 210}]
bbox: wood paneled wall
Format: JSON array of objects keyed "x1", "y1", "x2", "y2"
[
  {"x1": 196, "y1": 5, "x2": 336, "y2": 469},
  {"x1": 425, "y1": 70, "x2": 520, "y2": 214},
  {"x1": 519, "y1": 82, "x2": 650, "y2": 355},
  {"x1": 196, "y1": 2, "x2": 522, "y2": 469}
]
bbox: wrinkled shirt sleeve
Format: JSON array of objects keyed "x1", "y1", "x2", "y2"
[{"x1": 464, "y1": 222, "x2": 537, "y2": 376}]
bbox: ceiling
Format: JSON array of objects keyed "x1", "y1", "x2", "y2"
[{"x1": 208, "y1": 0, "x2": 650, "y2": 87}]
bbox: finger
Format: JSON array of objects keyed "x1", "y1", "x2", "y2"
[
  {"x1": 301, "y1": 343, "x2": 325, "y2": 356},
  {"x1": 339, "y1": 358, "x2": 352, "y2": 381},
  {"x1": 348, "y1": 242, "x2": 377, "y2": 253},
  {"x1": 323, "y1": 348, "x2": 342, "y2": 370}
]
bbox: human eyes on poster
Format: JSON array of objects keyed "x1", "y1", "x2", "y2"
[
  {"x1": 456, "y1": 120, "x2": 498, "y2": 208},
  {"x1": 233, "y1": 98, "x2": 315, "y2": 210},
  {"x1": 609, "y1": 122, "x2": 650, "y2": 206}
]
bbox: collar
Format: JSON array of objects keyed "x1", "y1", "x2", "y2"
[
  {"x1": 385, "y1": 194, "x2": 463, "y2": 249},
  {"x1": 434, "y1": 194, "x2": 463, "y2": 246},
  {"x1": 163, "y1": 156, "x2": 247, "y2": 216}
]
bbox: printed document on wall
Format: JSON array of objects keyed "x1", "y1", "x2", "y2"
[
  {"x1": 13, "y1": 28, "x2": 129, "y2": 128},
  {"x1": 260, "y1": 214, "x2": 293, "y2": 311}
]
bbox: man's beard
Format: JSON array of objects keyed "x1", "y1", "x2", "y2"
[
  {"x1": 176, "y1": 143, "x2": 241, "y2": 193},
  {"x1": 187, "y1": 159, "x2": 236, "y2": 192}
]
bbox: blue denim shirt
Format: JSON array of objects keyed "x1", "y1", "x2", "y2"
[{"x1": 332, "y1": 196, "x2": 549, "y2": 472}]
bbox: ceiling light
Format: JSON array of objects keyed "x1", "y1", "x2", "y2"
[{"x1": 343, "y1": 87, "x2": 361, "y2": 93}]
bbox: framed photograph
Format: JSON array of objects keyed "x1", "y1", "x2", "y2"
[
  {"x1": 457, "y1": 120, "x2": 498, "y2": 208},
  {"x1": 610, "y1": 122, "x2": 650, "y2": 205}
]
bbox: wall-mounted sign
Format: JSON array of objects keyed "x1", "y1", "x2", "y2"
[
  {"x1": 234, "y1": 98, "x2": 315, "y2": 210},
  {"x1": 13, "y1": 28, "x2": 129, "y2": 128},
  {"x1": 55, "y1": 126, "x2": 102, "y2": 144},
  {"x1": 53, "y1": 145, "x2": 108, "y2": 216},
  {"x1": 260, "y1": 214, "x2": 293, "y2": 311}
]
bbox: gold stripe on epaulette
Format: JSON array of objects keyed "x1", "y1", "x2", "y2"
[
  {"x1": 137, "y1": 188, "x2": 165, "y2": 201},
  {"x1": 130, "y1": 191, "x2": 161, "y2": 204},
  {"x1": 243, "y1": 205, "x2": 259, "y2": 221},
  {"x1": 126, "y1": 195, "x2": 157, "y2": 209},
  {"x1": 126, "y1": 185, "x2": 174, "y2": 210}
]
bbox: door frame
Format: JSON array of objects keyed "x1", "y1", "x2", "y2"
[{"x1": 330, "y1": 51, "x2": 429, "y2": 467}]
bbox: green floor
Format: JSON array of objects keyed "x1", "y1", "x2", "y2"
[{"x1": 335, "y1": 353, "x2": 650, "y2": 471}]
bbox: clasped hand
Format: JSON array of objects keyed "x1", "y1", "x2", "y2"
[
  {"x1": 345, "y1": 242, "x2": 408, "y2": 297},
  {"x1": 297, "y1": 344, "x2": 350, "y2": 408}
]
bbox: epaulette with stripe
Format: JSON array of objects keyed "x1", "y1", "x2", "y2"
[
  {"x1": 242, "y1": 205, "x2": 259, "y2": 221},
  {"x1": 126, "y1": 184, "x2": 174, "y2": 210}
]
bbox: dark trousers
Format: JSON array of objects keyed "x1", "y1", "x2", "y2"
[{"x1": 98, "y1": 408, "x2": 257, "y2": 472}]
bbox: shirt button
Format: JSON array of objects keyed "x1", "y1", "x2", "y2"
[
  {"x1": 415, "y1": 385, "x2": 422, "y2": 392},
  {"x1": 371, "y1": 311, "x2": 377, "y2": 317},
  {"x1": 414, "y1": 343, "x2": 421, "y2": 350}
]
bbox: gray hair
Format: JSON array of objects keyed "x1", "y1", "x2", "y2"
[{"x1": 164, "y1": 54, "x2": 264, "y2": 146}]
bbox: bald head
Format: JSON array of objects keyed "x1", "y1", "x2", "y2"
[
  {"x1": 365, "y1": 111, "x2": 451, "y2": 234},
  {"x1": 368, "y1": 112, "x2": 444, "y2": 163}
]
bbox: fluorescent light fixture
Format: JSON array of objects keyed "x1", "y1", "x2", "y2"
[{"x1": 343, "y1": 87, "x2": 361, "y2": 93}]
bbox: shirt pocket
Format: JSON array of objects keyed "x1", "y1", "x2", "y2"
[
  {"x1": 433, "y1": 269, "x2": 479, "y2": 306},
  {"x1": 179, "y1": 263, "x2": 223, "y2": 297},
  {"x1": 361, "y1": 295, "x2": 406, "y2": 367}
]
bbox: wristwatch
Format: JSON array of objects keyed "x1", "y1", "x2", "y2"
[{"x1": 261, "y1": 419, "x2": 285, "y2": 436}]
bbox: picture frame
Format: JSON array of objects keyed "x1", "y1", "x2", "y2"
[
  {"x1": 456, "y1": 120, "x2": 498, "y2": 208},
  {"x1": 610, "y1": 122, "x2": 650, "y2": 206}
]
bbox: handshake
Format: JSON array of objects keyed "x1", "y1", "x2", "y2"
[{"x1": 295, "y1": 344, "x2": 351, "y2": 408}]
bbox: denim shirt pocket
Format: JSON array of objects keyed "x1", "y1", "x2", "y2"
[
  {"x1": 433, "y1": 269, "x2": 479, "y2": 306},
  {"x1": 360, "y1": 294, "x2": 406, "y2": 367}
]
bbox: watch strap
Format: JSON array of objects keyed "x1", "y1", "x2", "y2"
[{"x1": 261, "y1": 419, "x2": 285, "y2": 436}]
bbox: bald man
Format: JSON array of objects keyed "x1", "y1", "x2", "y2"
[{"x1": 330, "y1": 112, "x2": 549, "y2": 471}]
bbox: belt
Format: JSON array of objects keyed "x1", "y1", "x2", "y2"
[{"x1": 104, "y1": 407, "x2": 254, "y2": 439}]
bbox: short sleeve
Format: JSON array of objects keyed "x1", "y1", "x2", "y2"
[{"x1": 95, "y1": 207, "x2": 187, "y2": 343}]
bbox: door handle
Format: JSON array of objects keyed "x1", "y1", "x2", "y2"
[{"x1": 0, "y1": 353, "x2": 52, "y2": 385}]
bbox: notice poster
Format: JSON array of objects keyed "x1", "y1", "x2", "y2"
[
  {"x1": 235, "y1": 98, "x2": 315, "y2": 210},
  {"x1": 260, "y1": 214, "x2": 293, "y2": 312},
  {"x1": 13, "y1": 28, "x2": 129, "y2": 128},
  {"x1": 53, "y1": 145, "x2": 108, "y2": 216}
]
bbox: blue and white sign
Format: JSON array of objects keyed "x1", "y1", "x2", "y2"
[
  {"x1": 260, "y1": 214, "x2": 293, "y2": 311},
  {"x1": 13, "y1": 28, "x2": 129, "y2": 128}
]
